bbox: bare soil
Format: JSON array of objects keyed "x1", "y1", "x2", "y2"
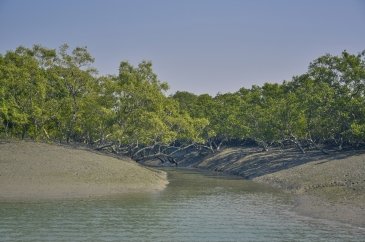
[
  {"x1": 0, "y1": 141, "x2": 168, "y2": 200},
  {"x1": 253, "y1": 149, "x2": 365, "y2": 227},
  {"x1": 190, "y1": 147, "x2": 365, "y2": 227}
]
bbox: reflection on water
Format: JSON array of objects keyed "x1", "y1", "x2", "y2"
[{"x1": 1, "y1": 169, "x2": 364, "y2": 241}]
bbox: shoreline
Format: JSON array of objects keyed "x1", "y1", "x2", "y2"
[
  {"x1": 250, "y1": 149, "x2": 365, "y2": 228},
  {"x1": 144, "y1": 146, "x2": 365, "y2": 228},
  {"x1": 1, "y1": 140, "x2": 364, "y2": 227},
  {"x1": 0, "y1": 141, "x2": 168, "y2": 201},
  {"x1": 292, "y1": 195, "x2": 365, "y2": 229}
]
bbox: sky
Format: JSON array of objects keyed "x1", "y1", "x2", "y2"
[{"x1": 0, "y1": 0, "x2": 364, "y2": 95}]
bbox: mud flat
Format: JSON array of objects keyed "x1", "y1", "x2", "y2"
[
  {"x1": 253, "y1": 150, "x2": 365, "y2": 227},
  {"x1": 0, "y1": 141, "x2": 168, "y2": 200},
  {"x1": 188, "y1": 147, "x2": 365, "y2": 227}
]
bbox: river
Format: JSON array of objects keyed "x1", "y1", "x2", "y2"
[{"x1": 1, "y1": 169, "x2": 364, "y2": 241}]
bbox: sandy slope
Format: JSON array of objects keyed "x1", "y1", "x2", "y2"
[
  {"x1": 253, "y1": 150, "x2": 365, "y2": 227},
  {"x1": 182, "y1": 147, "x2": 365, "y2": 227},
  {"x1": 0, "y1": 141, "x2": 168, "y2": 200}
]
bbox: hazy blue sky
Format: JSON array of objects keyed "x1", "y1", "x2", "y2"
[{"x1": 0, "y1": 0, "x2": 364, "y2": 95}]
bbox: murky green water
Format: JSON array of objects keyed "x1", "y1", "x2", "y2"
[{"x1": 1, "y1": 169, "x2": 364, "y2": 241}]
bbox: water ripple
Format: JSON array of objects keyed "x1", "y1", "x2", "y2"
[{"x1": 1, "y1": 170, "x2": 364, "y2": 241}]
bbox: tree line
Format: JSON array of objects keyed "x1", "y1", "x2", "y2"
[{"x1": 1, "y1": 44, "x2": 364, "y2": 163}]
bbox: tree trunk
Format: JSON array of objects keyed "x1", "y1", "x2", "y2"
[
  {"x1": 21, "y1": 125, "x2": 27, "y2": 140},
  {"x1": 338, "y1": 137, "x2": 343, "y2": 151},
  {"x1": 294, "y1": 140, "x2": 305, "y2": 154},
  {"x1": 216, "y1": 140, "x2": 224, "y2": 151},
  {"x1": 289, "y1": 134, "x2": 305, "y2": 154},
  {"x1": 95, "y1": 143, "x2": 114, "y2": 150},
  {"x1": 43, "y1": 127, "x2": 50, "y2": 139},
  {"x1": 308, "y1": 138, "x2": 329, "y2": 155},
  {"x1": 255, "y1": 139, "x2": 269, "y2": 152}
]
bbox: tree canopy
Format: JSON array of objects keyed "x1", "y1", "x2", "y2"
[{"x1": 1, "y1": 45, "x2": 364, "y2": 163}]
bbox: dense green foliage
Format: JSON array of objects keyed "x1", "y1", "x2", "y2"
[
  {"x1": 1, "y1": 45, "x2": 364, "y2": 161},
  {"x1": 172, "y1": 51, "x2": 365, "y2": 152}
]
